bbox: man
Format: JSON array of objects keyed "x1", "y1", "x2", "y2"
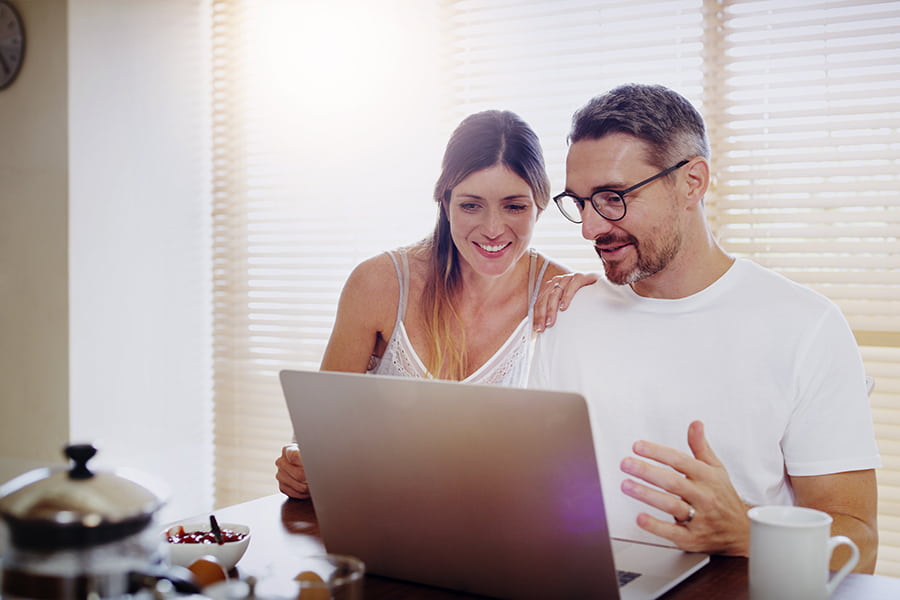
[{"x1": 530, "y1": 83, "x2": 880, "y2": 572}]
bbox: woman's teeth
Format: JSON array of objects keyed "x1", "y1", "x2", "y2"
[{"x1": 478, "y1": 242, "x2": 508, "y2": 252}]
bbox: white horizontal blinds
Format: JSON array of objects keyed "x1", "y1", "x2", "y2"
[
  {"x1": 211, "y1": 0, "x2": 281, "y2": 507},
  {"x1": 710, "y1": 0, "x2": 900, "y2": 331},
  {"x1": 708, "y1": 0, "x2": 900, "y2": 576},
  {"x1": 441, "y1": 0, "x2": 706, "y2": 273},
  {"x1": 211, "y1": 0, "x2": 447, "y2": 507}
]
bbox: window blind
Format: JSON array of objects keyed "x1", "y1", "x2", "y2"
[
  {"x1": 210, "y1": 0, "x2": 448, "y2": 507},
  {"x1": 211, "y1": 0, "x2": 900, "y2": 576}
]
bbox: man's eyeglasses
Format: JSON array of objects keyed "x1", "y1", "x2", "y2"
[{"x1": 552, "y1": 160, "x2": 689, "y2": 223}]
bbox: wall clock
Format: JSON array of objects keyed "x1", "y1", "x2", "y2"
[{"x1": 0, "y1": 0, "x2": 25, "y2": 90}]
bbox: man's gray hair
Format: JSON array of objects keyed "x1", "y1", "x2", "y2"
[{"x1": 569, "y1": 83, "x2": 710, "y2": 169}]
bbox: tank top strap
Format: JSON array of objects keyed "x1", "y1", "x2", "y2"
[{"x1": 385, "y1": 248, "x2": 411, "y2": 322}]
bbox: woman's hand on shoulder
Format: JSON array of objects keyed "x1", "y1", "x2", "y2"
[{"x1": 533, "y1": 270, "x2": 599, "y2": 332}]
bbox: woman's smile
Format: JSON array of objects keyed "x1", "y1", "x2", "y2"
[{"x1": 475, "y1": 241, "x2": 512, "y2": 254}]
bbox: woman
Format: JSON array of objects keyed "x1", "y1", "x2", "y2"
[{"x1": 276, "y1": 110, "x2": 595, "y2": 499}]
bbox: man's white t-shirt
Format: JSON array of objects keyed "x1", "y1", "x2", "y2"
[{"x1": 529, "y1": 258, "x2": 880, "y2": 545}]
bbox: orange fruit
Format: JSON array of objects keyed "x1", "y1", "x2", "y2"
[
  {"x1": 294, "y1": 570, "x2": 329, "y2": 600},
  {"x1": 188, "y1": 555, "x2": 228, "y2": 588}
]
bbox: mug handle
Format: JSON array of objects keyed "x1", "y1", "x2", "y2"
[{"x1": 824, "y1": 535, "x2": 859, "y2": 596}]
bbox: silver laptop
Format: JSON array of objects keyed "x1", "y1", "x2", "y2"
[{"x1": 280, "y1": 369, "x2": 708, "y2": 600}]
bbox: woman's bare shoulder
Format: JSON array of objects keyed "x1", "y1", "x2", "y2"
[
  {"x1": 340, "y1": 242, "x2": 430, "y2": 294},
  {"x1": 346, "y1": 251, "x2": 398, "y2": 288},
  {"x1": 336, "y1": 251, "x2": 404, "y2": 328}
]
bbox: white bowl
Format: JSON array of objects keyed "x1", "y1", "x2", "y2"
[{"x1": 162, "y1": 522, "x2": 251, "y2": 572}]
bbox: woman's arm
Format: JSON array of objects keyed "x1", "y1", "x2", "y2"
[
  {"x1": 320, "y1": 253, "x2": 400, "y2": 373},
  {"x1": 277, "y1": 253, "x2": 399, "y2": 499}
]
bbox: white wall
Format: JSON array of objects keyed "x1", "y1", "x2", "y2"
[
  {"x1": 67, "y1": 0, "x2": 213, "y2": 523},
  {"x1": 0, "y1": 0, "x2": 213, "y2": 525}
]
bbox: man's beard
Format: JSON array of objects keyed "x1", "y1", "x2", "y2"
[{"x1": 594, "y1": 229, "x2": 681, "y2": 286}]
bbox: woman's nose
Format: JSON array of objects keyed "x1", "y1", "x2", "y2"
[{"x1": 483, "y1": 207, "x2": 505, "y2": 236}]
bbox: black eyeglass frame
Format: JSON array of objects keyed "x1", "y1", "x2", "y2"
[{"x1": 553, "y1": 159, "x2": 690, "y2": 223}]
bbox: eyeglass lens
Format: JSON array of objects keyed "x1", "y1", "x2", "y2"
[{"x1": 556, "y1": 193, "x2": 624, "y2": 222}]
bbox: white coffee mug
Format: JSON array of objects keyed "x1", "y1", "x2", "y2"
[{"x1": 748, "y1": 505, "x2": 858, "y2": 600}]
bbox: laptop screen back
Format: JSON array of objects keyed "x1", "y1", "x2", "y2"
[{"x1": 280, "y1": 369, "x2": 620, "y2": 599}]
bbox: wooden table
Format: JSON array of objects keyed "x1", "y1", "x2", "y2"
[{"x1": 210, "y1": 494, "x2": 900, "y2": 599}]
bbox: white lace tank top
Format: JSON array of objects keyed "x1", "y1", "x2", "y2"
[{"x1": 367, "y1": 249, "x2": 549, "y2": 387}]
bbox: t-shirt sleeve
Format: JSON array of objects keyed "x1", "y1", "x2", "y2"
[{"x1": 782, "y1": 303, "x2": 881, "y2": 476}]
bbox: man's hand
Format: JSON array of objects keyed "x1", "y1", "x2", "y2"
[
  {"x1": 619, "y1": 420, "x2": 751, "y2": 556},
  {"x1": 533, "y1": 272, "x2": 599, "y2": 332},
  {"x1": 275, "y1": 443, "x2": 311, "y2": 499}
]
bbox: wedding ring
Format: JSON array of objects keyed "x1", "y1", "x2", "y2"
[
  {"x1": 553, "y1": 282, "x2": 563, "y2": 290},
  {"x1": 676, "y1": 505, "x2": 696, "y2": 525}
]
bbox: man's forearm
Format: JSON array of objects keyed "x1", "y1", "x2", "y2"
[{"x1": 831, "y1": 513, "x2": 878, "y2": 574}]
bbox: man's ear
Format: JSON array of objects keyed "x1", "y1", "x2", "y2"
[{"x1": 682, "y1": 157, "x2": 710, "y2": 207}]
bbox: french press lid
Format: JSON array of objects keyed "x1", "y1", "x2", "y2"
[{"x1": 0, "y1": 444, "x2": 168, "y2": 551}]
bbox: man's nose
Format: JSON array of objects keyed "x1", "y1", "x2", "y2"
[{"x1": 581, "y1": 206, "x2": 615, "y2": 241}]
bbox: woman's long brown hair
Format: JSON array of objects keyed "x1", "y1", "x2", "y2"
[{"x1": 421, "y1": 110, "x2": 550, "y2": 380}]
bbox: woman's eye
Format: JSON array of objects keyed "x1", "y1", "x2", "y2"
[
  {"x1": 506, "y1": 204, "x2": 528, "y2": 212},
  {"x1": 459, "y1": 203, "x2": 481, "y2": 211}
]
